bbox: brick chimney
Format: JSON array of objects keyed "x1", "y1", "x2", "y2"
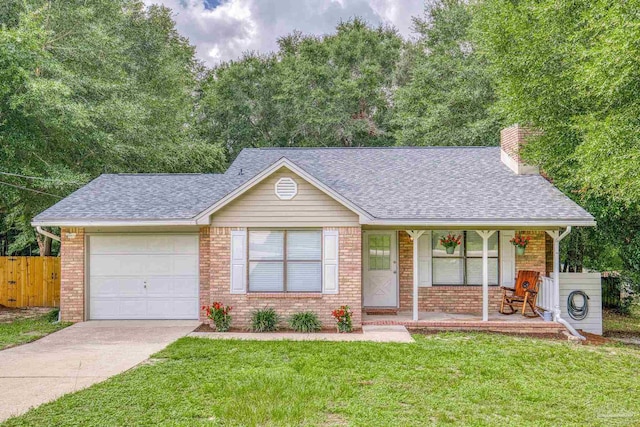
[{"x1": 500, "y1": 124, "x2": 539, "y2": 175}]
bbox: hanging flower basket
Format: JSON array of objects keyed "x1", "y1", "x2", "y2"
[
  {"x1": 510, "y1": 233, "x2": 531, "y2": 256},
  {"x1": 439, "y1": 233, "x2": 461, "y2": 255}
]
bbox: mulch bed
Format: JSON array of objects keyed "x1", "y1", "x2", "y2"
[
  {"x1": 579, "y1": 330, "x2": 614, "y2": 346},
  {"x1": 0, "y1": 305, "x2": 54, "y2": 323},
  {"x1": 193, "y1": 323, "x2": 361, "y2": 334}
]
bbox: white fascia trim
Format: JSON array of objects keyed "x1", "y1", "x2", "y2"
[
  {"x1": 361, "y1": 219, "x2": 597, "y2": 227},
  {"x1": 193, "y1": 157, "x2": 373, "y2": 225},
  {"x1": 31, "y1": 219, "x2": 197, "y2": 227}
]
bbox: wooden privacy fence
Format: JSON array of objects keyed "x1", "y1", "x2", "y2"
[{"x1": 0, "y1": 257, "x2": 60, "y2": 308}]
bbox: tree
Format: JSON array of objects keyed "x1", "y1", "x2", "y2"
[
  {"x1": 198, "y1": 19, "x2": 404, "y2": 160},
  {"x1": 0, "y1": 0, "x2": 225, "y2": 254},
  {"x1": 393, "y1": 0, "x2": 501, "y2": 147},
  {"x1": 475, "y1": 0, "x2": 640, "y2": 281}
]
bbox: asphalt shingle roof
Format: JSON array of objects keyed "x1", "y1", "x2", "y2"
[
  {"x1": 33, "y1": 147, "x2": 594, "y2": 223},
  {"x1": 33, "y1": 174, "x2": 241, "y2": 221},
  {"x1": 227, "y1": 147, "x2": 593, "y2": 222}
]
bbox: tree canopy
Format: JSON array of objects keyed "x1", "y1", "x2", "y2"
[
  {"x1": 393, "y1": 0, "x2": 500, "y2": 147},
  {"x1": 0, "y1": 0, "x2": 225, "y2": 253},
  {"x1": 198, "y1": 19, "x2": 404, "y2": 161},
  {"x1": 475, "y1": 0, "x2": 640, "y2": 281}
]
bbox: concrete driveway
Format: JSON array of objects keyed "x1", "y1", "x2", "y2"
[{"x1": 0, "y1": 320, "x2": 198, "y2": 422}]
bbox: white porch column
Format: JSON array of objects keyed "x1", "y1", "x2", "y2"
[
  {"x1": 546, "y1": 227, "x2": 572, "y2": 321},
  {"x1": 476, "y1": 231, "x2": 496, "y2": 321},
  {"x1": 406, "y1": 230, "x2": 425, "y2": 321}
]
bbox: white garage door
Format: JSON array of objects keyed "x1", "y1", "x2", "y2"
[{"x1": 89, "y1": 234, "x2": 199, "y2": 320}]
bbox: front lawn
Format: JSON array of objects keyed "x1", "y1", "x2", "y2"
[
  {"x1": 604, "y1": 306, "x2": 640, "y2": 338},
  {"x1": 4, "y1": 333, "x2": 640, "y2": 426},
  {"x1": 0, "y1": 309, "x2": 70, "y2": 350}
]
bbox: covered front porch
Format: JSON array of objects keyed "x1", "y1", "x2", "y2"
[{"x1": 361, "y1": 226, "x2": 572, "y2": 333}]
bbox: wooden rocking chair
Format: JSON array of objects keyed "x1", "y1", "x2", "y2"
[{"x1": 499, "y1": 270, "x2": 541, "y2": 317}]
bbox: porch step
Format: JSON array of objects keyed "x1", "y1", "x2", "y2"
[
  {"x1": 364, "y1": 308, "x2": 399, "y2": 316},
  {"x1": 362, "y1": 319, "x2": 566, "y2": 335}
]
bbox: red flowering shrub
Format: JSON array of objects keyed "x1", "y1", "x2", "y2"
[
  {"x1": 331, "y1": 305, "x2": 353, "y2": 332},
  {"x1": 202, "y1": 301, "x2": 232, "y2": 332}
]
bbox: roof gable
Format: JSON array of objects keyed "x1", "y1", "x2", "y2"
[
  {"x1": 209, "y1": 166, "x2": 360, "y2": 227},
  {"x1": 194, "y1": 157, "x2": 372, "y2": 224}
]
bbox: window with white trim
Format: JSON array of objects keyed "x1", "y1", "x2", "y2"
[
  {"x1": 248, "y1": 230, "x2": 322, "y2": 292},
  {"x1": 432, "y1": 231, "x2": 499, "y2": 285}
]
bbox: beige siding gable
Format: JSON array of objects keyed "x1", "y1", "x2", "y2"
[{"x1": 210, "y1": 167, "x2": 360, "y2": 227}]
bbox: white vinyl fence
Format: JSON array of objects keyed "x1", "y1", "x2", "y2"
[{"x1": 538, "y1": 273, "x2": 602, "y2": 335}]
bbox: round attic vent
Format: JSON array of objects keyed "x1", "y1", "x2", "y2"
[{"x1": 275, "y1": 177, "x2": 298, "y2": 200}]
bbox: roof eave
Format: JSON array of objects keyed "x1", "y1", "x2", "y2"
[
  {"x1": 361, "y1": 218, "x2": 597, "y2": 227},
  {"x1": 30, "y1": 219, "x2": 198, "y2": 227}
]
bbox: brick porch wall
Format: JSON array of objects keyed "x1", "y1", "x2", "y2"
[
  {"x1": 60, "y1": 227, "x2": 85, "y2": 322},
  {"x1": 206, "y1": 226, "x2": 362, "y2": 329},
  {"x1": 545, "y1": 232, "x2": 554, "y2": 275},
  {"x1": 514, "y1": 230, "x2": 547, "y2": 275},
  {"x1": 398, "y1": 230, "x2": 547, "y2": 315}
]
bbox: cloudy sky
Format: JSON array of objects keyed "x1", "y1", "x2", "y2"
[{"x1": 143, "y1": 0, "x2": 425, "y2": 65}]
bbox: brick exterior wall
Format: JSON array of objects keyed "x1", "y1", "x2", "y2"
[
  {"x1": 205, "y1": 226, "x2": 362, "y2": 330},
  {"x1": 57, "y1": 225, "x2": 550, "y2": 323},
  {"x1": 397, "y1": 230, "x2": 548, "y2": 315},
  {"x1": 199, "y1": 226, "x2": 211, "y2": 322},
  {"x1": 60, "y1": 227, "x2": 85, "y2": 322}
]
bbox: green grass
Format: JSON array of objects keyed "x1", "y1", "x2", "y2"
[
  {"x1": 4, "y1": 333, "x2": 640, "y2": 426},
  {"x1": 604, "y1": 306, "x2": 640, "y2": 337},
  {"x1": 0, "y1": 310, "x2": 70, "y2": 350}
]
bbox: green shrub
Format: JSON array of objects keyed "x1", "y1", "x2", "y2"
[
  {"x1": 250, "y1": 307, "x2": 280, "y2": 332},
  {"x1": 44, "y1": 309, "x2": 60, "y2": 323},
  {"x1": 288, "y1": 311, "x2": 322, "y2": 332}
]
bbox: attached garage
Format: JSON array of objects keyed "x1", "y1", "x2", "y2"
[{"x1": 88, "y1": 234, "x2": 199, "y2": 320}]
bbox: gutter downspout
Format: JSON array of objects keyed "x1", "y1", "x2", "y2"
[
  {"x1": 35, "y1": 226, "x2": 61, "y2": 242},
  {"x1": 552, "y1": 226, "x2": 585, "y2": 340}
]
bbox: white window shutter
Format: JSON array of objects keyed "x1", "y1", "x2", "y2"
[
  {"x1": 418, "y1": 231, "x2": 432, "y2": 287},
  {"x1": 230, "y1": 230, "x2": 247, "y2": 294},
  {"x1": 500, "y1": 231, "x2": 515, "y2": 287},
  {"x1": 322, "y1": 230, "x2": 339, "y2": 294}
]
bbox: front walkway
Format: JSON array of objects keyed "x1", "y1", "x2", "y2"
[
  {"x1": 363, "y1": 311, "x2": 566, "y2": 334},
  {"x1": 189, "y1": 325, "x2": 414, "y2": 343},
  {"x1": 0, "y1": 320, "x2": 198, "y2": 422}
]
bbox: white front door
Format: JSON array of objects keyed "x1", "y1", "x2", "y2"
[
  {"x1": 363, "y1": 231, "x2": 398, "y2": 307},
  {"x1": 89, "y1": 234, "x2": 199, "y2": 320}
]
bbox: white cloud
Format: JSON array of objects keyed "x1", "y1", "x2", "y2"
[{"x1": 144, "y1": 0, "x2": 425, "y2": 65}]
